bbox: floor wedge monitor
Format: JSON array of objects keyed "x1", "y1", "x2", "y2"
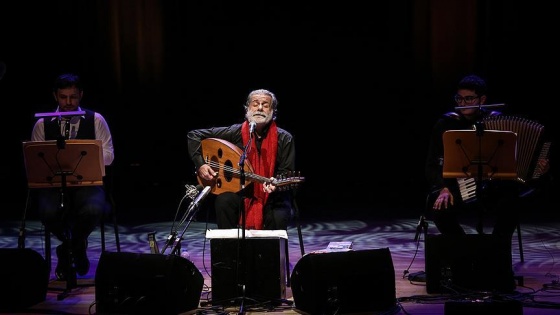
[
  {"x1": 95, "y1": 251, "x2": 204, "y2": 315},
  {"x1": 291, "y1": 248, "x2": 397, "y2": 314}
]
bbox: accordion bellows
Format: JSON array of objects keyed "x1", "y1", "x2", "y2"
[{"x1": 482, "y1": 115, "x2": 550, "y2": 182}]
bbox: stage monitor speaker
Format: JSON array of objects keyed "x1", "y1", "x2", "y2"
[
  {"x1": 425, "y1": 234, "x2": 515, "y2": 294},
  {"x1": 0, "y1": 248, "x2": 49, "y2": 311},
  {"x1": 210, "y1": 238, "x2": 287, "y2": 305},
  {"x1": 290, "y1": 248, "x2": 397, "y2": 315},
  {"x1": 95, "y1": 252, "x2": 204, "y2": 315}
]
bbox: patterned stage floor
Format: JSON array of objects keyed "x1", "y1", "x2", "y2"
[{"x1": 2, "y1": 213, "x2": 560, "y2": 314}]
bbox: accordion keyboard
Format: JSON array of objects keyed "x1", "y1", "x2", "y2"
[
  {"x1": 531, "y1": 141, "x2": 551, "y2": 179},
  {"x1": 457, "y1": 177, "x2": 477, "y2": 203}
]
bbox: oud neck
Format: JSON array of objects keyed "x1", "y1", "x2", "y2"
[{"x1": 245, "y1": 172, "x2": 270, "y2": 184}]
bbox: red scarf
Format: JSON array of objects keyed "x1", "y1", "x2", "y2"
[{"x1": 240, "y1": 120, "x2": 278, "y2": 229}]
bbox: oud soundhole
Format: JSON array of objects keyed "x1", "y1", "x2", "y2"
[{"x1": 224, "y1": 160, "x2": 234, "y2": 183}]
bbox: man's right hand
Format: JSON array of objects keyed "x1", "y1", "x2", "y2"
[
  {"x1": 197, "y1": 164, "x2": 217, "y2": 181},
  {"x1": 433, "y1": 187, "x2": 454, "y2": 210}
]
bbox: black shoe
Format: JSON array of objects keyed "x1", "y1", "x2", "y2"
[
  {"x1": 55, "y1": 243, "x2": 69, "y2": 281},
  {"x1": 73, "y1": 239, "x2": 90, "y2": 276}
]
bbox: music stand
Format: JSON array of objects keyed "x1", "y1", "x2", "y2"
[
  {"x1": 22, "y1": 139, "x2": 104, "y2": 300},
  {"x1": 442, "y1": 130, "x2": 517, "y2": 234},
  {"x1": 443, "y1": 130, "x2": 517, "y2": 180},
  {"x1": 23, "y1": 140, "x2": 105, "y2": 187}
]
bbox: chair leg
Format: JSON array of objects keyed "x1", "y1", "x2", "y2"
[
  {"x1": 107, "y1": 194, "x2": 121, "y2": 252},
  {"x1": 292, "y1": 198, "x2": 305, "y2": 256},
  {"x1": 517, "y1": 223, "x2": 524, "y2": 262},
  {"x1": 45, "y1": 228, "x2": 51, "y2": 275},
  {"x1": 285, "y1": 239, "x2": 290, "y2": 287},
  {"x1": 100, "y1": 220, "x2": 106, "y2": 252},
  {"x1": 112, "y1": 211, "x2": 121, "y2": 252},
  {"x1": 100, "y1": 213, "x2": 121, "y2": 252}
]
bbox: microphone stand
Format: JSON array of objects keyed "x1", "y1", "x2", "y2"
[
  {"x1": 473, "y1": 115, "x2": 486, "y2": 235},
  {"x1": 235, "y1": 129, "x2": 254, "y2": 314},
  {"x1": 159, "y1": 231, "x2": 177, "y2": 255},
  {"x1": 168, "y1": 198, "x2": 206, "y2": 256},
  {"x1": 413, "y1": 215, "x2": 428, "y2": 242},
  {"x1": 55, "y1": 123, "x2": 78, "y2": 299},
  {"x1": 159, "y1": 185, "x2": 200, "y2": 255},
  {"x1": 454, "y1": 103, "x2": 507, "y2": 234}
]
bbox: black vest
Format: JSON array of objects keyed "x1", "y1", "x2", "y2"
[{"x1": 43, "y1": 109, "x2": 96, "y2": 140}]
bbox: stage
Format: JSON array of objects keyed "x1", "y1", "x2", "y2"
[{"x1": 1, "y1": 213, "x2": 560, "y2": 314}]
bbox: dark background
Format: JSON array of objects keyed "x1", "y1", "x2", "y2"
[{"x1": 1, "y1": 1, "x2": 557, "y2": 224}]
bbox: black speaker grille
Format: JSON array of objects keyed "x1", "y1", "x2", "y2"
[
  {"x1": 291, "y1": 248, "x2": 397, "y2": 314},
  {"x1": 425, "y1": 234, "x2": 515, "y2": 293},
  {"x1": 95, "y1": 252, "x2": 203, "y2": 315},
  {"x1": 0, "y1": 248, "x2": 49, "y2": 311}
]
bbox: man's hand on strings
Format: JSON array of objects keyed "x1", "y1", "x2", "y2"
[
  {"x1": 263, "y1": 178, "x2": 277, "y2": 193},
  {"x1": 433, "y1": 187, "x2": 454, "y2": 210},
  {"x1": 198, "y1": 164, "x2": 217, "y2": 181}
]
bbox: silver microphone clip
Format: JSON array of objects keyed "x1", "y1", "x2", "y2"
[
  {"x1": 249, "y1": 121, "x2": 257, "y2": 134},
  {"x1": 185, "y1": 184, "x2": 201, "y2": 200}
]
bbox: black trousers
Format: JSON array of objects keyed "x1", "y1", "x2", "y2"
[
  {"x1": 428, "y1": 181, "x2": 522, "y2": 238},
  {"x1": 214, "y1": 191, "x2": 293, "y2": 230}
]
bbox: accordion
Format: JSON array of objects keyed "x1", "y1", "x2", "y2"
[
  {"x1": 455, "y1": 115, "x2": 551, "y2": 203},
  {"x1": 482, "y1": 115, "x2": 550, "y2": 183}
]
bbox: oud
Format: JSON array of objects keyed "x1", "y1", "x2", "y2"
[{"x1": 197, "y1": 138, "x2": 304, "y2": 195}]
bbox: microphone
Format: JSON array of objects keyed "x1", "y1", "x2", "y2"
[
  {"x1": 191, "y1": 186, "x2": 211, "y2": 209},
  {"x1": 249, "y1": 121, "x2": 256, "y2": 134},
  {"x1": 179, "y1": 186, "x2": 212, "y2": 225},
  {"x1": 185, "y1": 184, "x2": 203, "y2": 200},
  {"x1": 64, "y1": 118, "x2": 71, "y2": 139}
]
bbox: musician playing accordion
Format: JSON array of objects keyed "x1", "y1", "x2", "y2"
[{"x1": 425, "y1": 74, "x2": 551, "y2": 238}]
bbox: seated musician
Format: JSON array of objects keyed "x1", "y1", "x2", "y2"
[
  {"x1": 425, "y1": 74, "x2": 551, "y2": 237},
  {"x1": 187, "y1": 89, "x2": 297, "y2": 230}
]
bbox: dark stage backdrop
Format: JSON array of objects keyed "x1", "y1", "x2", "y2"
[{"x1": 1, "y1": 1, "x2": 557, "y2": 224}]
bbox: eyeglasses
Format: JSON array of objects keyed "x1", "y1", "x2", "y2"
[{"x1": 454, "y1": 94, "x2": 479, "y2": 104}]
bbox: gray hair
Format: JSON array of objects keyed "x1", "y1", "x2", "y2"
[{"x1": 244, "y1": 89, "x2": 278, "y2": 120}]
